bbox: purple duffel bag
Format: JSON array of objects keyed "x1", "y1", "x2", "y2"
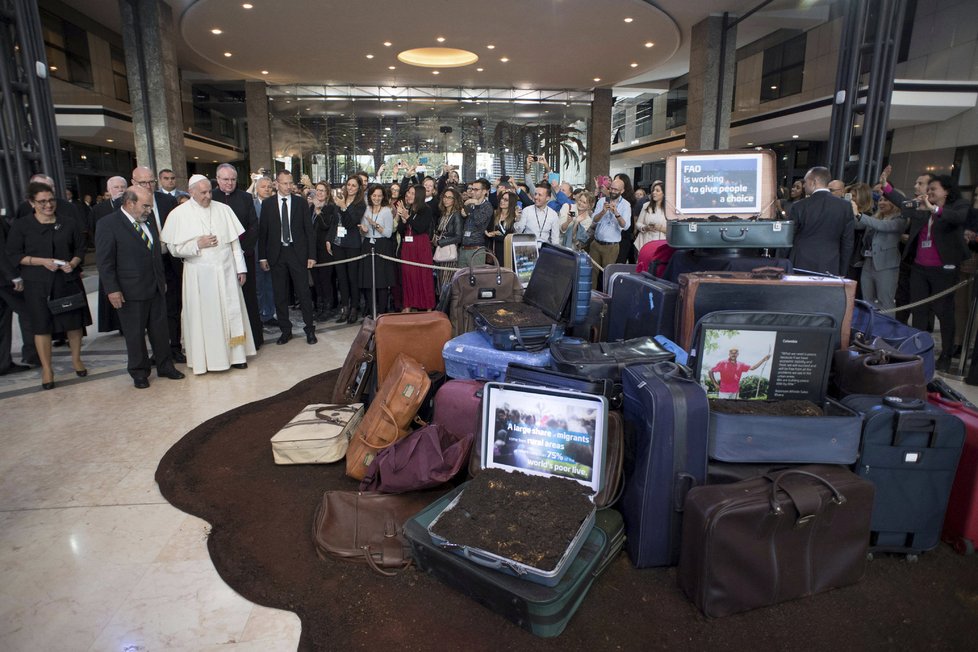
[{"x1": 359, "y1": 423, "x2": 474, "y2": 494}]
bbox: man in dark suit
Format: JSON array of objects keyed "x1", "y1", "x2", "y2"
[
  {"x1": 211, "y1": 163, "x2": 263, "y2": 349},
  {"x1": 258, "y1": 169, "x2": 318, "y2": 345},
  {"x1": 131, "y1": 166, "x2": 186, "y2": 362},
  {"x1": 95, "y1": 185, "x2": 185, "y2": 389},
  {"x1": 789, "y1": 166, "x2": 855, "y2": 276},
  {"x1": 0, "y1": 215, "x2": 36, "y2": 374}
]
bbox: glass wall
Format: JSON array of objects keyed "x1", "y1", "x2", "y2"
[{"x1": 266, "y1": 86, "x2": 592, "y2": 187}]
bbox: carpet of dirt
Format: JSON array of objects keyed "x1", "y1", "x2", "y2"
[{"x1": 156, "y1": 370, "x2": 978, "y2": 651}]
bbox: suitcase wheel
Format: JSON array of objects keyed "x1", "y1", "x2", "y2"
[{"x1": 952, "y1": 537, "x2": 975, "y2": 556}]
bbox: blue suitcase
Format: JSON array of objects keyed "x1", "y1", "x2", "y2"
[
  {"x1": 607, "y1": 273, "x2": 678, "y2": 342},
  {"x1": 620, "y1": 361, "x2": 709, "y2": 567},
  {"x1": 443, "y1": 331, "x2": 552, "y2": 382}
]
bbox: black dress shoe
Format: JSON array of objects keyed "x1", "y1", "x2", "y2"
[
  {"x1": 346, "y1": 308, "x2": 359, "y2": 324},
  {"x1": 936, "y1": 356, "x2": 952, "y2": 373},
  {"x1": 158, "y1": 367, "x2": 186, "y2": 379},
  {"x1": 263, "y1": 318, "x2": 279, "y2": 327},
  {"x1": 231, "y1": 362, "x2": 248, "y2": 369},
  {"x1": 75, "y1": 368, "x2": 88, "y2": 377},
  {"x1": 41, "y1": 381, "x2": 55, "y2": 390},
  {"x1": 171, "y1": 351, "x2": 187, "y2": 364},
  {"x1": 306, "y1": 331, "x2": 318, "y2": 344},
  {"x1": 0, "y1": 363, "x2": 30, "y2": 376},
  {"x1": 134, "y1": 377, "x2": 150, "y2": 389},
  {"x1": 277, "y1": 332, "x2": 292, "y2": 345},
  {"x1": 335, "y1": 308, "x2": 349, "y2": 324}
]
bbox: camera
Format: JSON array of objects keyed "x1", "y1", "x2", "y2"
[
  {"x1": 844, "y1": 192, "x2": 852, "y2": 201},
  {"x1": 529, "y1": 155, "x2": 537, "y2": 162},
  {"x1": 903, "y1": 199, "x2": 920, "y2": 209}
]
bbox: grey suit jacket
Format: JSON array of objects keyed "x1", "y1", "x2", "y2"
[{"x1": 855, "y1": 213, "x2": 909, "y2": 271}]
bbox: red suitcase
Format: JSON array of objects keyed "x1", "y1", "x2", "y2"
[{"x1": 929, "y1": 394, "x2": 978, "y2": 554}]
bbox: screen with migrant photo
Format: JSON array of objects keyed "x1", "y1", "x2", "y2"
[
  {"x1": 675, "y1": 153, "x2": 763, "y2": 215},
  {"x1": 483, "y1": 384, "x2": 606, "y2": 490}
]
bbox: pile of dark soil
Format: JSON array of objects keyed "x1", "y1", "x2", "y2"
[
  {"x1": 711, "y1": 398, "x2": 823, "y2": 416},
  {"x1": 430, "y1": 468, "x2": 592, "y2": 571}
]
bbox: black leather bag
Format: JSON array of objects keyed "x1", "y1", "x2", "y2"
[{"x1": 550, "y1": 337, "x2": 674, "y2": 382}]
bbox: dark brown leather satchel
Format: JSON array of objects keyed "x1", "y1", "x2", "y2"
[
  {"x1": 331, "y1": 317, "x2": 376, "y2": 404},
  {"x1": 345, "y1": 353, "x2": 431, "y2": 481},
  {"x1": 312, "y1": 491, "x2": 437, "y2": 575},
  {"x1": 679, "y1": 466, "x2": 874, "y2": 617},
  {"x1": 832, "y1": 338, "x2": 926, "y2": 400},
  {"x1": 442, "y1": 250, "x2": 523, "y2": 337}
]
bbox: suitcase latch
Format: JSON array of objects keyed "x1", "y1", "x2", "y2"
[
  {"x1": 688, "y1": 223, "x2": 697, "y2": 232},
  {"x1": 773, "y1": 222, "x2": 782, "y2": 232},
  {"x1": 904, "y1": 451, "x2": 921, "y2": 463}
]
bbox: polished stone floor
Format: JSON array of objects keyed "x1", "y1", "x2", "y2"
[
  {"x1": 0, "y1": 280, "x2": 358, "y2": 651},
  {"x1": 2, "y1": 281, "x2": 977, "y2": 651}
]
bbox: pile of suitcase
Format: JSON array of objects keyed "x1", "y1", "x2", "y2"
[{"x1": 284, "y1": 243, "x2": 978, "y2": 636}]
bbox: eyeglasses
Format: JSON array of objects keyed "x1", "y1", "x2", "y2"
[
  {"x1": 134, "y1": 180, "x2": 156, "y2": 187},
  {"x1": 34, "y1": 198, "x2": 56, "y2": 205}
]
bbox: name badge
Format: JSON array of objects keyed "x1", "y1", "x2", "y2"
[
  {"x1": 863, "y1": 250, "x2": 872, "y2": 258},
  {"x1": 464, "y1": 231, "x2": 472, "y2": 237},
  {"x1": 920, "y1": 239, "x2": 932, "y2": 248},
  {"x1": 404, "y1": 235, "x2": 414, "y2": 243},
  {"x1": 337, "y1": 226, "x2": 348, "y2": 238}
]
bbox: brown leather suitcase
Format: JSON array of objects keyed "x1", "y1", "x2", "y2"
[
  {"x1": 330, "y1": 317, "x2": 376, "y2": 404},
  {"x1": 346, "y1": 353, "x2": 431, "y2": 481},
  {"x1": 374, "y1": 312, "x2": 452, "y2": 387},
  {"x1": 678, "y1": 465, "x2": 874, "y2": 617},
  {"x1": 677, "y1": 269, "x2": 856, "y2": 350}
]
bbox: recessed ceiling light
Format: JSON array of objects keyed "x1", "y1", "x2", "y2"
[
  {"x1": 261, "y1": 70, "x2": 268, "y2": 75},
  {"x1": 747, "y1": 142, "x2": 754, "y2": 146},
  {"x1": 436, "y1": 36, "x2": 445, "y2": 43},
  {"x1": 49, "y1": 65, "x2": 58, "y2": 71},
  {"x1": 193, "y1": 156, "x2": 199, "y2": 160},
  {"x1": 242, "y1": 3, "x2": 253, "y2": 8},
  {"x1": 432, "y1": 70, "x2": 440, "y2": 75},
  {"x1": 792, "y1": 134, "x2": 799, "y2": 138},
  {"x1": 594, "y1": 77, "x2": 601, "y2": 82},
  {"x1": 212, "y1": 160, "x2": 218, "y2": 163},
  {"x1": 624, "y1": 17, "x2": 633, "y2": 23},
  {"x1": 210, "y1": 28, "x2": 223, "y2": 35},
  {"x1": 770, "y1": 85, "x2": 777, "y2": 89},
  {"x1": 383, "y1": 41, "x2": 392, "y2": 47},
  {"x1": 106, "y1": 138, "x2": 113, "y2": 143},
  {"x1": 500, "y1": 57, "x2": 509, "y2": 62},
  {"x1": 630, "y1": 62, "x2": 638, "y2": 68},
  {"x1": 476, "y1": 67, "x2": 484, "y2": 72},
  {"x1": 223, "y1": 52, "x2": 232, "y2": 57},
  {"x1": 487, "y1": 44, "x2": 495, "y2": 50},
  {"x1": 388, "y1": 65, "x2": 396, "y2": 70},
  {"x1": 854, "y1": 124, "x2": 861, "y2": 128},
  {"x1": 366, "y1": 54, "x2": 374, "y2": 59},
  {"x1": 645, "y1": 42, "x2": 654, "y2": 48}
]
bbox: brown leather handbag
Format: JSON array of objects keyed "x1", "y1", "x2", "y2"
[
  {"x1": 331, "y1": 317, "x2": 376, "y2": 404},
  {"x1": 441, "y1": 250, "x2": 523, "y2": 337},
  {"x1": 312, "y1": 490, "x2": 438, "y2": 575},
  {"x1": 345, "y1": 353, "x2": 431, "y2": 481},
  {"x1": 832, "y1": 338, "x2": 926, "y2": 399},
  {"x1": 679, "y1": 466, "x2": 875, "y2": 617}
]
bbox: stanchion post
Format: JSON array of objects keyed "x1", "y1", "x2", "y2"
[
  {"x1": 952, "y1": 278, "x2": 978, "y2": 378},
  {"x1": 370, "y1": 245, "x2": 378, "y2": 319}
]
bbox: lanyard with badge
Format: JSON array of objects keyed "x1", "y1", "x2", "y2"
[{"x1": 921, "y1": 209, "x2": 938, "y2": 249}]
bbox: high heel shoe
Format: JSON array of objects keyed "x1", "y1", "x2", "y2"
[
  {"x1": 41, "y1": 371, "x2": 55, "y2": 390},
  {"x1": 347, "y1": 307, "x2": 359, "y2": 324},
  {"x1": 75, "y1": 368, "x2": 88, "y2": 378},
  {"x1": 335, "y1": 307, "x2": 349, "y2": 324}
]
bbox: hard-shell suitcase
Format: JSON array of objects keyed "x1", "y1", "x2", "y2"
[
  {"x1": 607, "y1": 273, "x2": 678, "y2": 342},
  {"x1": 677, "y1": 269, "x2": 856, "y2": 350},
  {"x1": 666, "y1": 217, "x2": 794, "y2": 249},
  {"x1": 568, "y1": 290, "x2": 611, "y2": 343},
  {"x1": 443, "y1": 331, "x2": 552, "y2": 382},
  {"x1": 602, "y1": 263, "x2": 634, "y2": 295},
  {"x1": 331, "y1": 317, "x2": 376, "y2": 404},
  {"x1": 405, "y1": 486, "x2": 621, "y2": 638},
  {"x1": 928, "y1": 394, "x2": 978, "y2": 555},
  {"x1": 842, "y1": 395, "x2": 966, "y2": 558},
  {"x1": 374, "y1": 312, "x2": 452, "y2": 386},
  {"x1": 620, "y1": 361, "x2": 709, "y2": 567},
  {"x1": 678, "y1": 466, "x2": 875, "y2": 617}
]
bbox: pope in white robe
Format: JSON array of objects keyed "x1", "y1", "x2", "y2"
[{"x1": 161, "y1": 174, "x2": 257, "y2": 374}]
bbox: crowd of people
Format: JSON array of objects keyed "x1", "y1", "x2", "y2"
[{"x1": 2, "y1": 155, "x2": 977, "y2": 389}]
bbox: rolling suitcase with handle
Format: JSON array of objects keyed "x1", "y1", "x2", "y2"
[
  {"x1": 607, "y1": 273, "x2": 678, "y2": 342},
  {"x1": 374, "y1": 312, "x2": 452, "y2": 386},
  {"x1": 927, "y1": 394, "x2": 978, "y2": 555},
  {"x1": 842, "y1": 395, "x2": 966, "y2": 559}
]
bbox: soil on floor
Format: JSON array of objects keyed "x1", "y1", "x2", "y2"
[
  {"x1": 430, "y1": 468, "x2": 593, "y2": 571},
  {"x1": 710, "y1": 399, "x2": 823, "y2": 416}
]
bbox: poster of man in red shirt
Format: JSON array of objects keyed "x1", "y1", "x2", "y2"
[{"x1": 702, "y1": 332, "x2": 773, "y2": 399}]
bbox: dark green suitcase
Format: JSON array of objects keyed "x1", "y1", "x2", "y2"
[{"x1": 405, "y1": 486, "x2": 624, "y2": 638}]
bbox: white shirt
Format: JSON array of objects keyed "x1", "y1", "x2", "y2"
[
  {"x1": 277, "y1": 193, "x2": 292, "y2": 244},
  {"x1": 515, "y1": 204, "x2": 562, "y2": 245},
  {"x1": 122, "y1": 207, "x2": 153, "y2": 246}
]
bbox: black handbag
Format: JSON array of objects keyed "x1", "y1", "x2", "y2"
[{"x1": 47, "y1": 292, "x2": 86, "y2": 315}]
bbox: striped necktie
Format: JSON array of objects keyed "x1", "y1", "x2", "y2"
[{"x1": 134, "y1": 220, "x2": 152, "y2": 250}]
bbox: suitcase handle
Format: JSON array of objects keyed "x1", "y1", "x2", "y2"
[
  {"x1": 719, "y1": 227, "x2": 748, "y2": 242},
  {"x1": 768, "y1": 470, "x2": 846, "y2": 523},
  {"x1": 673, "y1": 473, "x2": 697, "y2": 512},
  {"x1": 468, "y1": 365, "x2": 502, "y2": 380},
  {"x1": 509, "y1": 324, "x2": 552, "y2": 352},
  {"x1": 893, "y1": 412, "x2": 940, "y2": 448},
  {"x1": 462, "y1": 547, "x2": 523, "y2": 575}
]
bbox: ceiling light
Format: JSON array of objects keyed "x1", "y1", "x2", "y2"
[
  {"x1": 49, "y1": 65, "x2": 58, "y2": 71},
  {"x1": 624, "y1": 17, "x2": 633, "y2": 23},
  {"x1": 261, "y1": 70, "x2": 268, "y2": 75},
  {"x1": 645, "y1": 42, "x2": 654, "y2": 48},
  {"x1": 397, "y1": 47, "x2": 479, "y2": 68},
  {"x1": 383, "y1": 41, "x2": 392, "y2": 47},
  {"x1": 212, "y1": 160, "x2": 218, "y2": 163},
  {"x1": 770, "y1": 85, "x2": 777, "y2": 89},
  {"x1": 630, "y1": 63, "x2": 638, "y2": 68},
  {"x1": 223, "y1": 52, "x2": 232, "y2": 57},
  {"x1": 211, "y1": 28, "x2": 223, "y2": 35},
  {"x1": 242, "y1": 3, "x2": 253, "y2": 8},
  {"x1": 747, "y1": 142, "x2": 754, "y2": 146},
  {"x1": 79, "y1": 154, "x2": 86, "y2": 160},
  {"x1": 476, "y1": 68, "x2": 483, "y2": 72},
  {"x1": 106, "y1": 138, "x2": 113, "y2": 143},
  {"x1": 436, "y1": 36, "x2": 445, "y2": 43},
  {"x1": 487, "y1": 44, "x2": 495, "y2": 49},
  {"x1": 432, "y1": 70, "x2": 439, "y2": 75},
  {"x1": 854, "y1": 124, "x2": 861, "y2": 128},
  {"x1": 500, "y1": 57, "x2": 509, "y2": 63},
  {"x1": 388, "y1": 65, "x2": 396, "y2": 70},
  {"x1": 193, "y1": 156, "x2": 199, "y2": 160},
  {"x1": 792, "y1": 134, "x2": 799, "y2": 138},
  {"x1": 366, "y1": 54, "x2": 374, "y2": 59},
  {"x1": 594, "y1": 77, "x2": 601, "y2": 82}
]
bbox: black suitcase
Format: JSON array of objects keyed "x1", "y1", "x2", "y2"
[
  {"x1": 620, "y1": 362, "x2": 709, "y2": 567},
  {"x1": 602, "y1": 263, "x2": 634, "y2": 294},
  {"x1": 405, "y1": 487, "x2": 623, "y2": 638},
  {"x1": 842, "y1": 395, "x2": 966, "y2": 559},
  {"x1": 607, "y1": 273, "x2": 678, "y2": 342},
  {"x1": 505, "y1": 363, "x2": 614, "y2": 403},
  {"x1": 550, "y1": 337, "x2": 674, "y2": 405},
  {"x1": 568, "y1": 290, "x2": 611, "y2": 343}
]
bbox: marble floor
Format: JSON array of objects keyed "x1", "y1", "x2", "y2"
[
  {"x1": 3, "y1": 279, "x2": 978, "y2": 651},
  {"x1": 0, "y1": 278, "x2": 358, "y2": 651}
]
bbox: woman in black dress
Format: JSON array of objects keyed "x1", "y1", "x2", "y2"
[
  {"x1": 486, "y1": 190, "x2": 520, "y2": 263},
  {"x1": 358, "y1": 184, "x2": 397, "y2": 316},
  {"x1": 6, "y1": 182, "x2": 91, "y2": 389},
  {"x1": 311, "y1": 182, "x2": 338, "y2": 320},
  {"x1": 333, "y1": 176, "x2": 366, "y2": 324}
]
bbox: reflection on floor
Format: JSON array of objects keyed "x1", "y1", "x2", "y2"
[
  {"x1": 2, "y1": 287, "x2": 977, "y2": 651},
  {"x1": 0, "y1": 286, "x2": 358, "y2": 651}
]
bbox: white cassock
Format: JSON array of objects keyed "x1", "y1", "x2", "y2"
[{"x1": 161, "y1": 198, "x2": 257, "y2": 374}]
